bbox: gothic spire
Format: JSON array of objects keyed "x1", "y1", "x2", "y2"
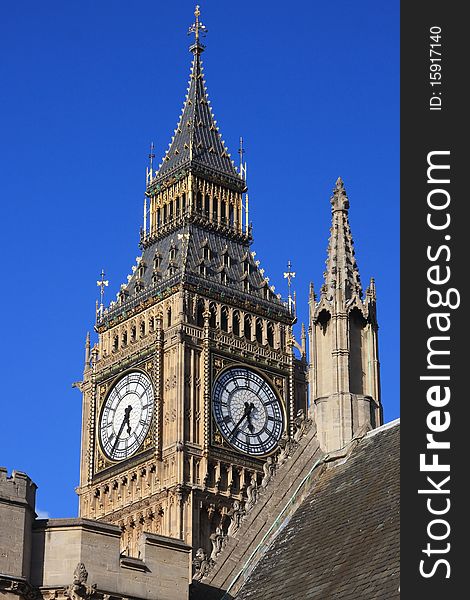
[
  {"x1": 153, "y1": 6, "x2": 244, "y2": 191},
  {"x1": 322, "y1": 177, "x2": 362, "y2": 302}
]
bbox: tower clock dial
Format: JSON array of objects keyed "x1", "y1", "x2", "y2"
[
  {"x1": 99, "y1": 371, "x2": 154, "y2": 462},
  {"x1": 212, "y1": 367, "x2": 284, "y2": 456}
]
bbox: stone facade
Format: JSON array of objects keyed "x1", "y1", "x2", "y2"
[{"x1": 0, "y1": 468, "x2": 191, "y2": 600}]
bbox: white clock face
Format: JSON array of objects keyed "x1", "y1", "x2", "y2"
[
  {"x1": 99, "y1": 371, "x2": 154, "y2": 461},
  {"x1": 212, "y1": 367, "x2": 284, "y2": 456}
]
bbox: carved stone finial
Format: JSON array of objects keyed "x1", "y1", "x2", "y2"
[
  {"x1": 209, "y1": 526, "x2": 227, "y2": 561},
  {"x1": 192, "y1": 547, "x2": 213, "y2": 581},
  {"x1": 65, "y1": 563, "x2": 97, "y2": 600},
  {"x1": 331, "y1": 177, "x2": 350, "y2": 212},
  {"x1": 261, "y1": 456, "x2": 276, "y2": 488},
  {"x1": 245, "y1": 474, "x2": 259, "y2": 511},
  {"x1": 227, "y1": 499, "x2": 246, "y2": 537}
]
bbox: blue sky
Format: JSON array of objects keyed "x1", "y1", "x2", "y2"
[{"x1": 0, "y1": 1, "x2": 399, "y2": 518}]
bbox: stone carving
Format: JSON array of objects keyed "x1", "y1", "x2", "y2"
[
  {"x1": 245, "y1": 474, "x2": 259, "y2": 511},
  {"x1": 209, "y1": 525, "x2": 227, "y2": 561},
  {"x1": 277, "y1": 434, "x2": 297, "y2": 466},
  {"x1": 65, "y1": 563, "x2": 97, "y2": 600},
  {"x1": 261, "y1": 456, "x2": 276, "y2": 488},
  {"x1": 293, "y1": 408, "x2": 311, "y2": 443},
  {"x1": 0, "y1": 576, "x2": 40, "y2": 600},
  {"x1": 192, "y1": 548, "x2": 213, "y2": 581},
  {"x1": 227, "y1": 499, "x2": 245, "y2": 537}
]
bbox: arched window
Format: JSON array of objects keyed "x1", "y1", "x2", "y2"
[
  {"x1": 267, "y1": 322, "x2": 275, "y2": 347},
  {"x1": 213, "y1": 197, "x2": 218, "y2": 221},
  {"x1": 181, "y1": 193, "x2": 186, "y2": 213},
  {"x1": 113, "y1": 335, "x2": 119, "y2": 352},
  {"x1": 121, "y1": 330, "x2": 128, "y2": 346},
  {"x1": 221, "y1": 307, "x2": 229, "y2": 332},
  {"x1": 168, "y1": 200, "x2": 173, "y2": 220},
  {"x1": 221, "y1": 200, "x2": 227, "y2": 223},
  {"x1": 255, "y1": 319, "x2": 263, "y2": 344},
  {"x1": 204, "y1": 194, "x2": 210, "y2": 217},
  {"x1": 131, "y1": 325, "x2": 137, "y2": 342},
  {"x1": 167, "y1": 307, "x2": 172, "y2": 328},
  {"x1": 232, "y1": 311, "x2": 240, "y2": 336},
  {"x1": 175, "y1": 196, "x2": 180, "y2": 217},
  {"x1": 209, "y1": 303, "x2": 217, "y2": 329},
  {"x1": 196, "y1": 299, "x2": 205, "y2": 327},
  {"x1": 196, "y1": 191, "x2": 203, "y2": 214},
  {"x1": 140, "y1": 320, "x2": 146, "y2": 338},
  {"x1": 244, "y1": 315, "x2": 252, "y2": 340},
  {"x1": 229, "y1": 204, "x2": 234, "y2": 226},
  {"x1": 163, "y1": 204, "x2": 167, "y2": 223}
]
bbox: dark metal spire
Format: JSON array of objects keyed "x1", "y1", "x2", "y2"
[{"x1": 152, "y1": 5, "x2": 244, "y2": 190}]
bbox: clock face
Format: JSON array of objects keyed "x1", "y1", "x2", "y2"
[
  {"x1": 212, "y1": 367, "x2": 284, "y2": 456},
  {"x1": 99, "y1": 371, "x2": 154, "y2": 461}
]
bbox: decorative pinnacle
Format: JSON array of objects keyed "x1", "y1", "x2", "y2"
[
  {"x1": 149, "y1": 142, "x2": 155, "y2": 172},
  {"x1": 188, "y1": 5, "x2": 207, "y2": 53},
  {"x1": 96, "y1": 269, "x2": 109, "y2": 316},
  {"x1": 331, "y1": 176, "x2": 350, "y2": 212},
  {"x1": 283, "y1": 260, "x2": 296, "y2": 313}
]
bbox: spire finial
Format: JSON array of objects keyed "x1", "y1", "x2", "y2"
[
  {"x1": 96, "y1": 269, "x2": 109, "y2": 318},
  {"x1": 238, "y1": 136, "x2": 246, "y2": 179},
  {"x1": 331, "y1": 176, "x2": 350, "y2": 212},
  {"x1": 283, "y1": 260, "x2": 296, "y2": 313},
  {"x1": 146, "y1": 141, "x2": 155, "y2": 185},
  {"x1": 149, "y1": 141, "x2": 155, "y2": 172},
  {"x1": 188, "y1": 5, "x2": 207, "y2": 53}
]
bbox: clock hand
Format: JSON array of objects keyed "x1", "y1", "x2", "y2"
[
  {"x1": 112, "y1": 405, "x2": 133, "y2": 455},
  {"x1": 246, "y1": 402, "x2": 256, "y2": 433},
  {"x1": 229, "y1": 402, "x2": 254, "y2": 439}
]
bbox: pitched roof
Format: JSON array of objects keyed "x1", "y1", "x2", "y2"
[
  {"x1": 153, "y1": 44, "x2": 243, "y2": 190},
  {"x1": 234, "y1": 421, "x2": 400, "y2": 600},
  {"x1": 97, "y1": 223, "x2": 291, "y2": 328}
]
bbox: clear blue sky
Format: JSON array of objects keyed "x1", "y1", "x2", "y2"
[{"x1": 0, "y1": 1, "x2": 399, "y2": 518}]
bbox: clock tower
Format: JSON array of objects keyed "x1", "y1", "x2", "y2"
[{"x1": 77, "y1": 7, "x2": 307, "y2": 560}]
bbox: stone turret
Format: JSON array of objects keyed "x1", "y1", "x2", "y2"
[
  {"x1": 0, "y1": 467, "x2": 37, "y2": 587},
  {"x1": 308, "y1": 178, "x2": 382, "y2": 452}
]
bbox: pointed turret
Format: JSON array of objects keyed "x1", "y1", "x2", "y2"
[
  {"x1": 151, "y1": 6, "x2": 244, "y2": 192},
  {"x1": 309, "y1": 178, "x2": 382, "y2": 452},
  {"x1": 322, "y1": 177, "x2": 362, "y2": 303}
]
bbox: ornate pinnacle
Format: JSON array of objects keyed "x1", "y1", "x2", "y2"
[
  {"x1": 188, "y1": 5, "x2": 207, "y2": 53},
  {"x1": 323, "y1": 178, "x2": 362, "y2": 301},
  {"x1": 331, "y1": 176, "x2": 350, "y2": 212}
]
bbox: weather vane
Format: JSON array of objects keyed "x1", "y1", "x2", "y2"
[
  {"x1": 283, "y1": 260, "x2": 296, "y2": 313},
  {"x1": 96, "y1": 269, "x2": 109, "y2": 318},
  {"x1": 188, "y1": 5, "x2": 207, "y2": 44}
]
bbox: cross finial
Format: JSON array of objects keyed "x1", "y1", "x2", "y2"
[
  {"x1": 96, "y1": 269, "x2": 109, "y2": 317},
  {"x1": 188, "y1": 5, "x2": 207, "y2": 52},
  {"x1": 283, "y1": 260, "x2": 296, "y2": 313},
  {"x1": 149, "y1": 141, "x2": 155, "y2": 172},
  {"x1": 238, "y1": 136, "x2": 247, "y2": 180}
]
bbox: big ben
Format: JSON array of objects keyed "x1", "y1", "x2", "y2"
[{"x1": 77, "y1": 6, "x2": 308, "y2": 560}]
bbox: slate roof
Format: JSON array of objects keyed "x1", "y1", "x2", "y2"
[
  {"x1": 153, "y1": 45, "x2": 244, "y2": 191},
  {"x1": 234, "y1": 422, "x2": 400, "y2": 600},
  {"x1": 99, "y1": 223, "x2": 291, "y2": 326}
]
